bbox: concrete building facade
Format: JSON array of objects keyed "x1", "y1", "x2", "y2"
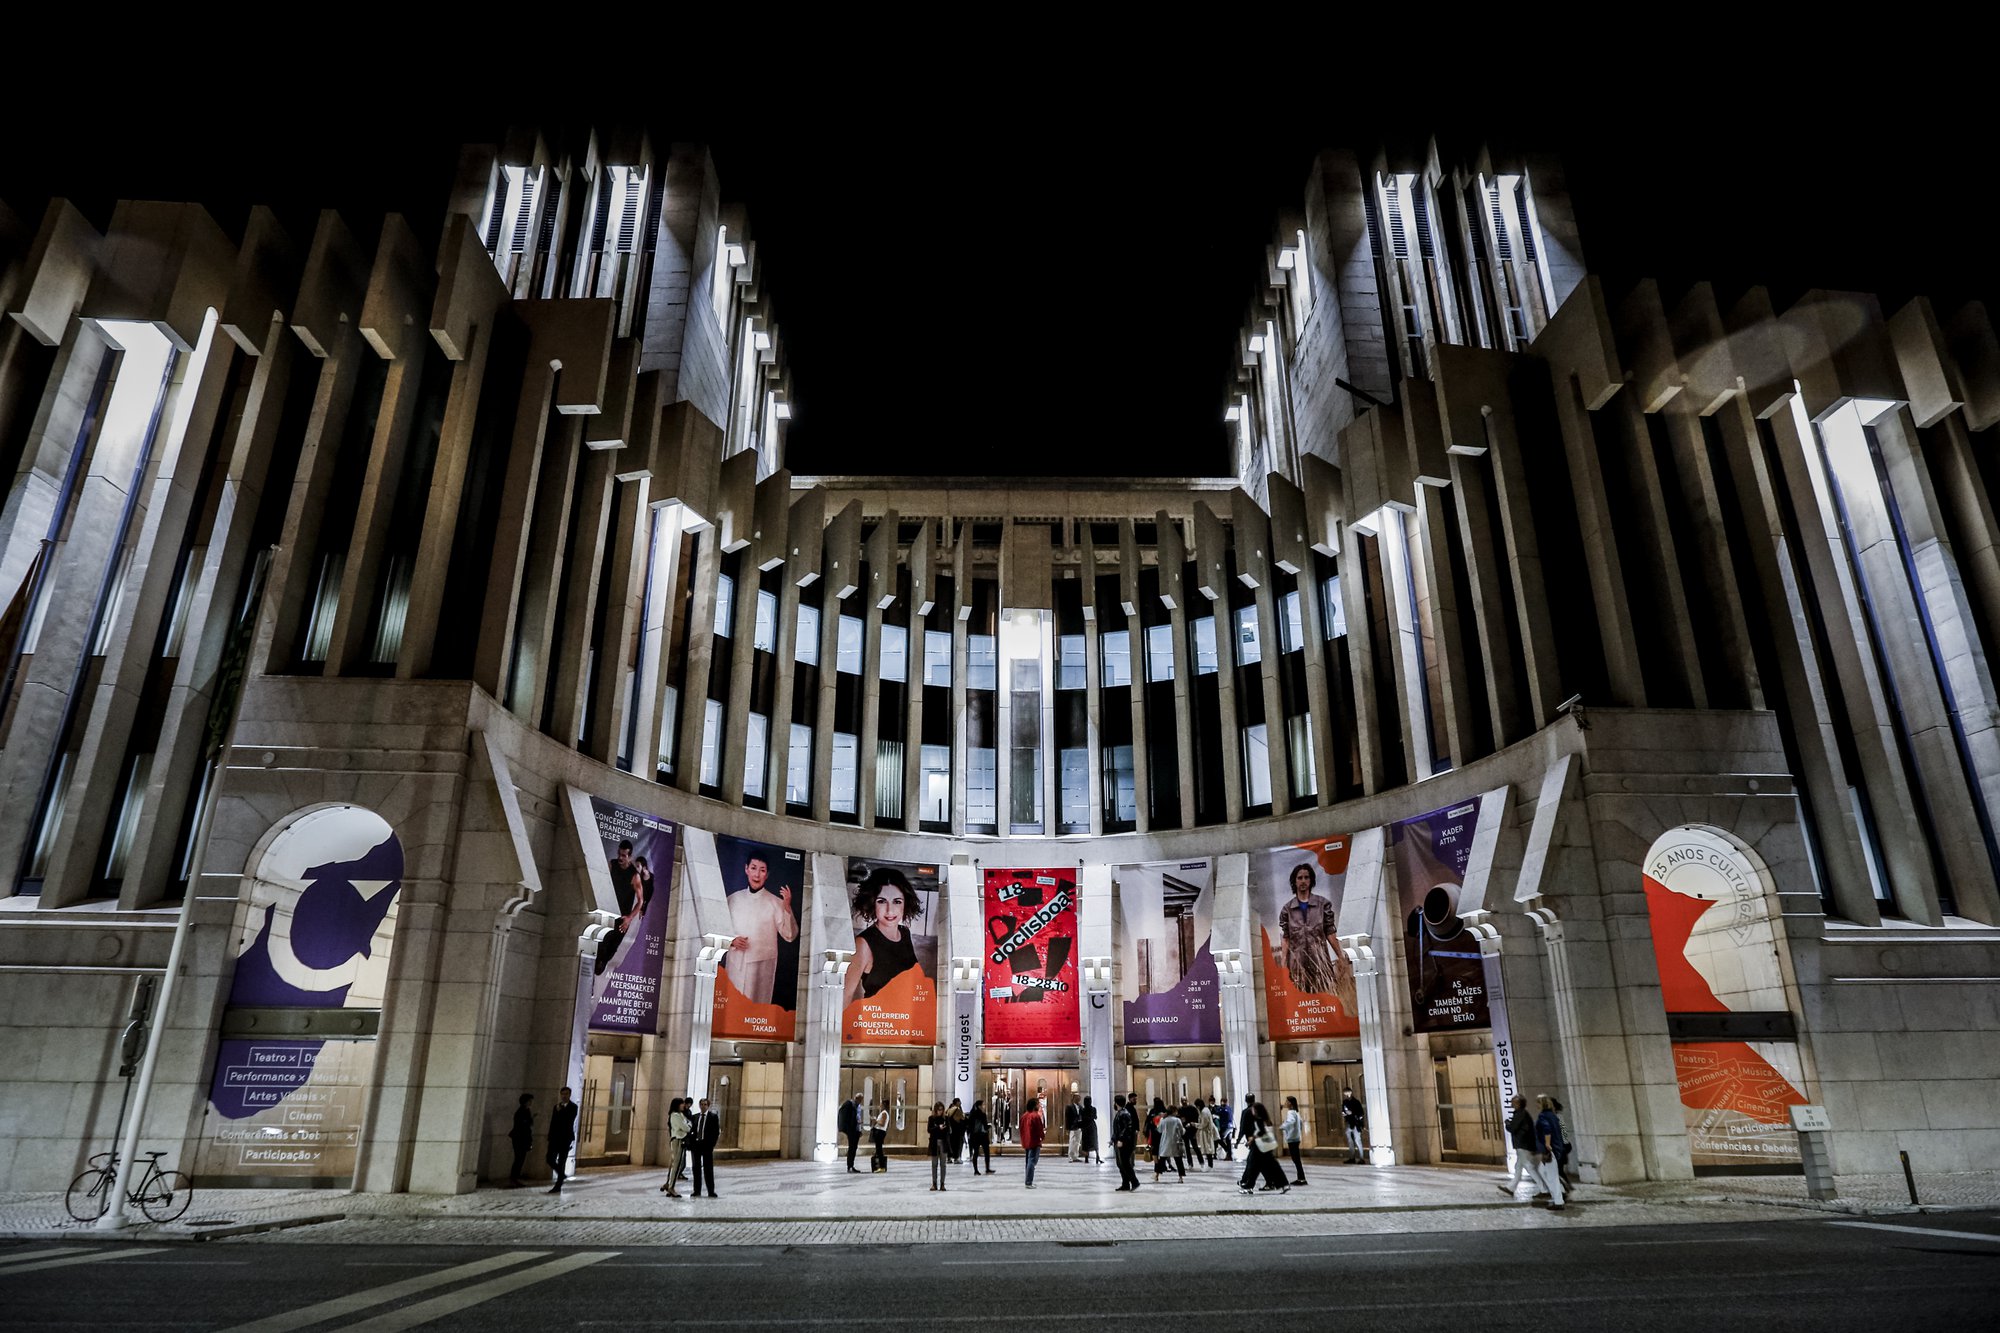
[{"x1": 1, "y1": 130, "x2": 1996, "y2": 1196}]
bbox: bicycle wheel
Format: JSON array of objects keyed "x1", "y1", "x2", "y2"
[
  {"x1": 65, "y1": 1167, "x2": 112, "y2": 1222},
  {"x1": 138, "y1": 1170, "x2": 192, "y2": 1223}
]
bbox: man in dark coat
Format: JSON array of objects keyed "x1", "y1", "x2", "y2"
[
  {"x1": 1111, "y1": 1094, "x2": 1142, "y2": 1191},
  {"x1": 838, "y1": 1093, "x2": 863, "y2": 1173},
  {"x1": 509, "y1": 1092, "x2": 534, "y2": 1185},
  {"x1": 546, "y1": 1086, "x2": 578, "y2": 1194},
  {"x1": 689, "y1": 1097, "x2": 722, "y2": 1198}
]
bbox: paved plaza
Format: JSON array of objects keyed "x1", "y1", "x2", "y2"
[{"x1": 6, "y1": 1155, "x2": 1997, "y2": 1248}]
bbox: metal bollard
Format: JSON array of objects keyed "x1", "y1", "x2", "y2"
[{"x1": 1899, "y1": 1149, "x2": 1919, "y2": 1205}]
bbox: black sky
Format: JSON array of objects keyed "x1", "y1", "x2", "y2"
[{"x1": 8, "y1": 78, "x2": 1987, "y2": 482}]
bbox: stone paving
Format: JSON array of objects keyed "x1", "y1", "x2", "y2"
[{"x1": 5, "y1": 1155, "x2": 1995, "y2": 1248}]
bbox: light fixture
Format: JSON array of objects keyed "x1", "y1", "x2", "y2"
[
  {"x1": 1223, "y1": 404, "x2": 1241, "y2": 423},
  {"x1": 725, "y1": 243, "x2": 748, "y2": 267},
  {"x1": 1247, "y1": 334, "x2": 1266, "y2": 355},
  {"x1": 771, "y1": 400, "x2": 791, "y2": 421},
  {"x1": 1276, "y1": 248, "x2": 1297, "y2": 270},
  {"x1": 753, "y1": 330, "x2": 771, "y2": 351}
]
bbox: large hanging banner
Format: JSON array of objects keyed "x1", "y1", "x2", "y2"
[
  {"x1": 1117, "y1": 860, "x2": 1218, "y2": 1046},
  {"x1": 1389, "y1": 800, "x2": 1488, "y2": 1032},
  {"x1": 1644, "y1": 826, "x2": 1806, "y2": 1167},
  {"x1": 982, "y1": 867, "x2": 1080, "y2": 1046},
  {"x1": 714, "y1": 833, "x2": 805, "y2": 1042},
  {"x1": 587, "y1": 798, "x2": 677, "y2": 1033},
  {"x1": 842, "y1": 857, "x2": 941, "y2": 1045},
  {"x1": 1255, "y1": 838, "x2": 1360, "y2": 1040},
  {"x1": 198, "y1": 806, "x2": 404, "y2": 1184}
]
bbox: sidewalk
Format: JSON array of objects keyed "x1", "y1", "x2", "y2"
[{"x1": 5, "y1": 1157, "x2": 1995, "y2": 1248}]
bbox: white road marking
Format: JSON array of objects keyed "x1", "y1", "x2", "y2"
[
  {"x1": 1828, "y1": 1221, "x2": 2000, "y2": 1244},
  {"x1": 939, "y1": 1256, "x2": 1119, "y2": 1265},
  {"x1": 215, "y1": 1251, "x2": 550, "y2": 1333},
  {"x1": 0, "y1": 1247, "x2": 74, "y2": 1268},
  {"x1": 0, "y1": 1248, "x2": 167, "y2": 1277},
  {"x1": 333, "y1": 1251, "x2": 618, "y2": 1331},
  {"x1": 1280, "y1": 1247, "x2": 1450, "y2": 1256},
  {"x1": 1602, "y1": 1235, "x2": 1769, "y2": 1246}
]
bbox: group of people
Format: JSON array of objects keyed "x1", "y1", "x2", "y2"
[
  {"x1": 836, "y1": 1093, "x2": 900, "y2": 1173},
  {"x1": 924, "y1": 1095, "x2": 1049, "y2": 1189},
  {"x1": 1502, "y1": 1093, "x2": 1575, "y2": 1210}
]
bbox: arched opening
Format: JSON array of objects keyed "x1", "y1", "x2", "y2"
[
  {"x1": 193, "y1": 805, "x2": 404, "y2": 1188},
  {"x1": 1642, "y1": 824, "x2": 1809, "y2": 1174}
]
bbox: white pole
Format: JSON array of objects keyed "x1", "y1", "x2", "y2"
[{"x1": 100, "y1": 759, "x2": 219, "y2": 1230}]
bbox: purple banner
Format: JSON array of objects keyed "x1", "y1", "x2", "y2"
[
  {"x1": 1389, "y1": 800, "x2": 1487, "y2": 1033},
  {"x1": 1117, "y1": 860, "x2": 1219, "y2": 1046},
  {"x1": 588, "y1": 798, "x2": 677, "y2": 1033}
]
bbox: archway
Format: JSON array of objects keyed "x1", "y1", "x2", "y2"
[
  {"x1": 193, "y1": 805, "x2": 405, "y2": 1187},
  {"x1": 1642, "y1": 824, "x2": 1809, "y2": 1172}
]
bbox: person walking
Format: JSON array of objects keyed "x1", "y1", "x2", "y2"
[
  {"x1": 1081, "y1": 1095, "x2": 1101, "y2": 1164},
  {"x1": 1214, "y1": 1097, "x2": 1235, "y2": 1160},
  {"x1": 1146, "y1": 1097, "x2": 1167, "y2": 1167},
  {"x1": 1020, "y1": 1096, "x2": 1046, "y2": 1188},
  {"x1": 1499, "y1": 1094, "x2": 1539, "y2": 1196},
  {"x1": 1551, "y1": 1097, "x2": 1576, "y2": 1188},
  {"x1": 1111, "y1": 1095, "x2": 1142, "y2": 1191},
  {"x1": 1195, "y1": 1100, "x2": 1218, "y2": 1168},
  {"x1": 660, "y1": 1097, "x2": 689, "y2": 1197},
  {"x1": 1534, "y1": 1094, "x2": 1568, "y2": 1210},
  {"x1": 1340, "y1": 1087, "x2": 1368, "y2": 1164},
  {"x1": 545, "y1": 1086, "x2": 579, "y2": 1194},
  {"x1": 1065, "y1": 1096, "x2": 1084, "y2": 1162},
  {"x1": 1238, "y1": 1099, "x2": 1289, "y2": 1194},
  {"x1": 688, "y1": 1097, "x2": 721, "y2": 1198},
  {"x1": 968, "y1": 1099, "x2": 993, "y2": 1174},
  {"x1": 927, "y1": 1101, "x2": 951, "y2": 1191},
  {"x1": 870, "y1": 1101, "x2": 891, "y2": 1173},
  {"x1": 1154, "y1": 1106, "x2": 1187, "y2": 1181},
  {"x1": 839, "y1": 1093, "x2": 864, "y2": 1173},
  {"x1": 508, "y1": 1093, "x2": 534, "y2": 1186},
  {"x1": 1281, "y1": 1096, "x2": 1308, "y2": 1185}
]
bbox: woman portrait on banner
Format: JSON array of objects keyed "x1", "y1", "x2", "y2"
[
  {"x1": 1277, "y1": 860, "x2": 1357, "y2": 1012},
  {"x1": 845, "y1": 865, "x2": 927, "y2": 1005}
]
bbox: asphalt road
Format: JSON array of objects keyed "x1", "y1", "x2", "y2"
[{"x1": 3, "y1": 1214, "x2": 1998, "y2": 1330}]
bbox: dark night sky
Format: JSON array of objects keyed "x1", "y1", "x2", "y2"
[{"x1": 8, "y1": 75, "x2": 1986, "y2": 482}]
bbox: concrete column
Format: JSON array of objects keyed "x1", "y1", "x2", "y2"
[
  {"x1": 1077, "y1": 862, "x2": 1114, "y2": 1122},
  {"x1": 678, "y1": 827, "x2": 733, "y2": 1100},
  {"x1": 945, "y1": 856, "x2": 982, "y2": 1110},
  {"x1": 1447, "y1": 452, "x2": 1525, "y2": 748},
  {"x1": 547, "y1": 443, "x2": 617, "y2": 748},
  {"x1": 1210, "y1": 853, "x2": 1257, "y2": 1106},
  {"x1": 509, "y1": 418, "x2": 584, "y2": 724},
  {"x1": 802, "y1": 852, "x2": 852, "y2": 1163},
  {"x1": 1337, "y1": 827, "x2": 1397, "y2": 1165},
  {"x1": 584, "y1": 475, "x2": 653, "y2": 766},
  {"x1": 468, "y1": 357, "x2": 559, "y2": 700},
  {"x1": 675, "y1": 532, "x2": 723, "y2": 794}
]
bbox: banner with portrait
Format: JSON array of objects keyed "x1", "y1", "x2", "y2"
[
  {"x1": 713, "y1": 833, "x2": 806, "y2": 1042},
  {"x1": 842, "y1": 856, "x2": 941, "y2": 1045},
  {"x1": 1116, "y1": 859, "x2": 1218, "y2": 1046},
  {"x1": 1389, "y1": 800, "x2": 1488, "y2": 1033},
  {"x1": 981, "y1": 867, "x2": 1080, "y2": 1047},
  {"x1": 1255, "y1": 837, "x2": 1360, "y2": 1040},
  {"x1": 586, "y1": 798, "x2": 677, "y2": 1033}
]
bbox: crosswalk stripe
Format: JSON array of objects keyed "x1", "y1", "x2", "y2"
[
  {"x1": 0, "y1": 1247, "x2": 167, "y2": 1276},
  {"x1": 332, "y1": 1251, "x2": 618, "y2": 1332},
  {"x1": 216, "y1": 1251, "x2": 551, "y2": 1333},
  {"x1": 1828, "y1": 1220, "x2": 2000, "y2": 1245},
  {"x1": 0, "y1": 1247, "x2": 74, "y2": 1268}
]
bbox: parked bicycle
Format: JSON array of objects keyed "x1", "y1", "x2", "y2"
[{"x1": 65, "y1": 1150, "x2": 191, "y2": 1223}]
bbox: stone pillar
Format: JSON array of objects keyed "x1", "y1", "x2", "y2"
[
  {"x1": 1078, "y1": 862, "x2": 1114, "y2": 1117},
  {"x1": 1462, "y1": 911, "x2": 1520, "y2": 1175},
  {"x1": 678, "y1": 827, "x2": 734, "y2": 1099},
  {"x1": 802, "y1": 853, "x2": 852, "y2": 1163},
  {"x1": 1342, "y1": 932, "x2": 1395, "y2": 1166},
  {"x1": 1210, "y1": 853, "x2": 1257, "y2": 1104},
  {"x1": 944, "y1": 857, "x2": 982, "y2": 1109}
]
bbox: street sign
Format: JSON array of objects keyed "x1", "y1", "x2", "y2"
[{"x1": 1790, "y1": 1104, "x2": 1832, "y2": 1133}]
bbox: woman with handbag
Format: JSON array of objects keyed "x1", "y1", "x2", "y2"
[
  {"x1": 1238, "y1": 1100, "x2": 1290, "y2": 1195},
  {"x1": 660, "y1": 1097, "x2": 689, "y2": 1197}
]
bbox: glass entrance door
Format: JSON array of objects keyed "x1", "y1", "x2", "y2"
[
  {"x1": 988, "y1": 1067, "x2": 1080, "y2": 1145},
  {"x1": 840, "y1": 1065, "x2": 931, "y2": 1149},
  {"x1": 1433, "y1": 1053, "x2": 1504, "y2": 1163}
]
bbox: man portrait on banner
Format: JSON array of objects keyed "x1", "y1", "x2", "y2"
[
  {"x1": 726, "y1": 850, "x2": 797, "y2": 1005},
  {"x1": 594, "y1": 838, "x2": 651, "y2": 977},
  {"x1": 1277, "y1": 859, "x2": 1356, "y2": 1013}
]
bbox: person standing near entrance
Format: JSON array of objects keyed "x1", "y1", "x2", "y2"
[
  {"x1": 947, "y1": 1097, "x2": 967, "y2": 1164},
  {"x1": 1282, "y1": 1096, "x2": 1308, "y2": 1185},
  {"x1": 839, "y1": 1093, "x2": 864, "y2": 1173},
  {"x1": 545, "y1": 1086, "x2": 578, "y2": 1194},
  {"x1": 509, "y1": 1093, "x2": 534, "y2": 1186},
  {"x1": 1341, "y1": 1087, "x2": 1368, "y2": 1163},
  {"x1": 968, "y1": 1099, "x2": 992, "y2": 1174},
  {"x1": 1081, "y1": 1095, "x2": 1101, "y2": 1164},
  {"x1": 993, "y1": 1089, "x2": 1012, "y2": 1144},
  {"x1": 870, "y1": 1100, "x2": 891, "y2": 1172},
  {"x1": 1065, "y1": 1096, "x2": 1084, "y2": 1162},
  {"x1": 1214, "y1": 1097, "x2": 1234, "y2": 1160},
  {"x1": 927, "y1": 1102, "x2": 951, "y2": 1191},
  {"x1": 1111, "y1": 1095, "x2": 1141, "y2": 1190},
  {"x1": 1194, "y1": 1100, "x2": 1218, "y2": 1168},
  {"x1": 688, "y1": 1097, "x2": 721, "y2": 1198},
  {"x1": 660, "y1": 1097, "x2": 689, "y2": 1197},
  {"x1": 1020, "y1": 1096, "x2": 1046, "y2": 1188}
]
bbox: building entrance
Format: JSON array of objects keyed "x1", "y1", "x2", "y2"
[
  {"x1": 1434, "y1": 1052, "x2": 1504, "y2": 1163},
  {"x1": 579, "y1": 1052, "x2": 637, "y2": 1164},
  {"x1": 986, "y1": 1066, "x2": 1079, "y2": 1145},
  {"x1": 1311, "y1": 1061, "x2": 1364, "y2": 1147},
  {"x1": 840, "y1": 1063, "x2": 932, "y2": 1150},
  {"x1": 710, "y1": 1059, "x2": 786, "y2": 1153}
]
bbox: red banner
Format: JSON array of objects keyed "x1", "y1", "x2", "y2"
[{"x1": 981, "y1": 868, "x2": 1080, "y2": 1047}]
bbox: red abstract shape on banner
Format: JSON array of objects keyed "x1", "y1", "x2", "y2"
[{"x1": 981, "y1": 868, "x2": 1080, "y2": 1047}]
